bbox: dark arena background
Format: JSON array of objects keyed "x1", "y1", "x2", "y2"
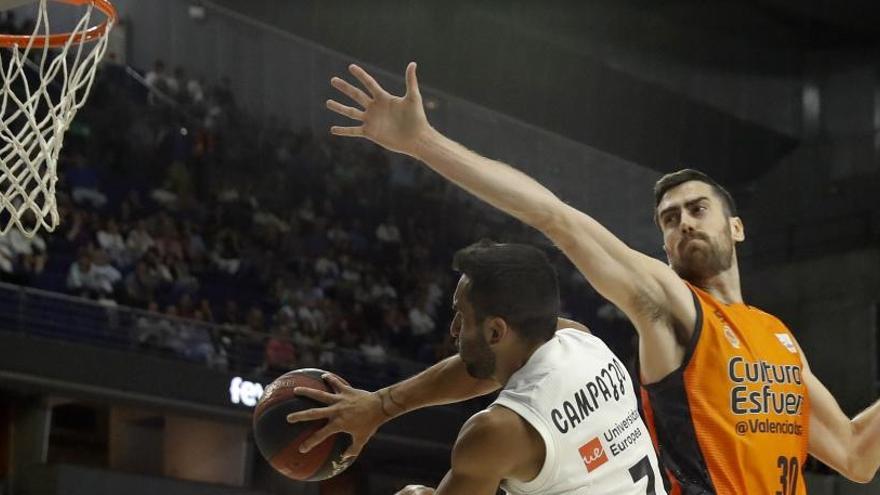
[{"x1": 0, "y1": 1, "x2": 879, "y2": 494}]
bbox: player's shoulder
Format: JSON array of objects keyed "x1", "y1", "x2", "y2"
[
  {"x1": 745, "y1": 304, "x2": 791, "y2": 332},
  {"x1": 451, "y1": 406, "x2": 540, "y2": 476},
  {"x1": 460, "y1": 406, "x2": 527, "y2": 443}
]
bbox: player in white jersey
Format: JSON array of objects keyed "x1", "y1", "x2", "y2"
[{"x1": 288, "y1": 241, "x2": 665, "y2": 495}]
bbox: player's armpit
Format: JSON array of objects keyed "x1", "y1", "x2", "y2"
[
  {"x1": 547, "y1": 204, "x2": 696, "y2": 335},
  {"x1": 433, "y1": 408, "x2": 540, "y2": 495}
]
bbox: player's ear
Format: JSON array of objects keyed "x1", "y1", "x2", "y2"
[
  {"x1": 730, "y1": 216, "x2": 745, "y2": 243},
  {"x1": 486, "y1": 317, "x2": 509, "y2": 344}
]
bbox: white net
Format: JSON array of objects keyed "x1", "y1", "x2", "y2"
[{"x1": 0, "y1": 0, "x2": 112, "y2": 237}]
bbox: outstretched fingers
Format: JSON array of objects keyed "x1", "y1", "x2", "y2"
[
  {"x1": 348, "y1": 64, "x2": 386, "y2": 98},
  {"x1": 326, "y1": 99, "x2": 364, "y2": 121},
  {"x1": 330, "y1": 126, "x2": 364, "y2": 137},
  {"x1": 331, "y1": 77, "x2": 371, "y2": 108}
]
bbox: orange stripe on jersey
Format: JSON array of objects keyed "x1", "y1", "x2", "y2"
[{"x1": 641, "y1": 283, "x2": 810, "y2": 495}]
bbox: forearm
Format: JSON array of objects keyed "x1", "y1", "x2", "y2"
[
  {"x1": 410, "y1": 127, "x2": 663, "y2": 313},
  {"x1": 378, "y1": 355, "x2": 500, "y2": 420},
  {"x1": 412, "y1": 127, "x2": 563, "y2": 230},
  {"x1": 851, "y1": 399, "x2": 880, "y2": 482}
]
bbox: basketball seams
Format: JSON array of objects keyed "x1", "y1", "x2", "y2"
[{"x1": 253, "y1": 370, "x2": 328, "y2": 420}]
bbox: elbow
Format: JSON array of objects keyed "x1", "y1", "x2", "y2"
[
  {"x1": 844, "y1": 455, "x2": 878, "y2": 484},
  {"x1": 850, "y1": 464, "x2": 878, "y2": 484},
  {"x1": 845, "y1": 471, "x2": 875, "y2": 485}
]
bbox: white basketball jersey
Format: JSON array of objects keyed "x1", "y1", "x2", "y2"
[{"x1": 493, "y1": 329, "x2": 665, "y2": 495}]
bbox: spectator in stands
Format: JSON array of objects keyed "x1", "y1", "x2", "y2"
[
  {"x1": 160, "y1": 305, "x2": 185, "y2": 355},
  {"x1": 133, "y1": 301, "x2": 166, "y2": 351},
  {"x1": 182, "y1": 221, "x2": 208, "y2": 268},
  {"x1": 370, "y1": 275, "x2": 398, "y2": 302},
  {"x1": 264, "y1": 324, "x2": 296, "y2": 377},
  {"x1": 178, "y1": 309, "x2": 218, "y2": 366},
  {"x1": 168, "y1": 253, "x2": 199, "y2": 294},
  {"x1": 91, "y1": 249, "x2": 122, "y2": 301},
  {"x1": 297, "y1": 298, "x2": 325, "y2": 334},
  {"x1": 187, "y1": 74, "x2": 205, "y2": 105},
  {"x1": 124, "y1": 260, "x2": 160, "y2": 308},
  {"x1": 0, "y1": 220, "x2": 47, "y2": 284},
  {"x1": 66, "y1": 248, "x2": 100, "y2": 298},
  {"x1": 166, "y1": 66, "x2": 185, "y2": 100},
  {"x1": 211, "y1": 228, "x2": 242, "y2": 275},
  {"x1": 126, "y1": 219, "x2": 155, "y2": 260},
  {"x1": 407, "y1": 295, "x2": 436, "y2": 354},
  {"x1": 96, "y1": 218, "x2": 126, "y2": 266},
  {"x1": 144, "y1": 59, "x2": 168, "y2": 105},
  {"x1": 155, "y1": 215, "x2": 185, "y2": 258},
  {"x1": 359, "y1": 331, "x2": 388, "y2": 366}
]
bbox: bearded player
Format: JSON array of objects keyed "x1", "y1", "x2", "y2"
[{"x1": 291, "y1": 63, "x2": 880, "y2": 493}]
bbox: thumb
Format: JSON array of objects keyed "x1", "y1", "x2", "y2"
[{"x1": 404, "y1": 62, "x2": 421, "y2": 100}]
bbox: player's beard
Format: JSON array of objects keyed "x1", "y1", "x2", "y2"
[
  {"x1": 460, "y1": 327, "x2": 496, "y2": 379},
  {"x1": 671, "y1": 227, "x2": 734, "y2": 283}
]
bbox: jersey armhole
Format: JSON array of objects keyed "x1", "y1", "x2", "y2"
[
  {"x1": 492, "y1": 397, "x2": 557, "y2": 493},
  {"x1": 643, "y1": 288, "x2": 703, "y2": 389}
]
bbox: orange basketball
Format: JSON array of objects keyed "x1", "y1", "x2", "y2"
[{"x1": 252, "y1": 368, "x2": 353, "y2": 481}]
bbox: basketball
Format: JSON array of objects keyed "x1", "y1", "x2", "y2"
[{"x1": 252, "y1": 368, "x2": 354, "y2": 481}]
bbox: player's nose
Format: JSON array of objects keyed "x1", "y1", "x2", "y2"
[{"x1": 679, "y1": 214, "x2": 697, "y2": 233}]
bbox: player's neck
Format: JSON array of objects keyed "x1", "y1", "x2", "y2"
[
  {"x1": 693, "y1": 259, "x2": 744, "y2": 305},
  {"x1": 495, "y1": 339, "x2": 546, "y2": 386}
]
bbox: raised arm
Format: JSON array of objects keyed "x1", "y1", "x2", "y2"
[{"x1": 328, "y1": 63, "x2": 695, "y2": 378}]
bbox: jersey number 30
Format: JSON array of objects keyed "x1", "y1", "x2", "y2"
[{"x1": 776, "y1": 456, "x2": 799, "y2": 495}]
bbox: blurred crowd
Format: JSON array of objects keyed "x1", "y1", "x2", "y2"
[{"x1": 0, "y1": 53, "x2": 619, "y2": 381}]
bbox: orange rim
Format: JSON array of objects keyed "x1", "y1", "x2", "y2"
[{"x1": 0, "y1": 0, "x2": 116, "y2": 48}]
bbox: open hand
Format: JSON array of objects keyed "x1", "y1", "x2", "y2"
[{"x1": 327, "y1": 62, "x2": 431, "y2": 157}]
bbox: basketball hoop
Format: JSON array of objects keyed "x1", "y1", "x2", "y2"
[{"x1": 0, "y1": 0, "x2": 116, "y2": 237}]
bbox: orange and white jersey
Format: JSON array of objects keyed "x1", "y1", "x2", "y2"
[{"x1": 641, "y1": 283, "x2": 810, "y2": 495}]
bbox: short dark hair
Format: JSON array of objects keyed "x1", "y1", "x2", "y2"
[
  {"x1": 653, "y1": 168, "x2": 737, "y2": 221},
  {"x1": 452, "y1": 240, "x2": 560, "y2": 343}
]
